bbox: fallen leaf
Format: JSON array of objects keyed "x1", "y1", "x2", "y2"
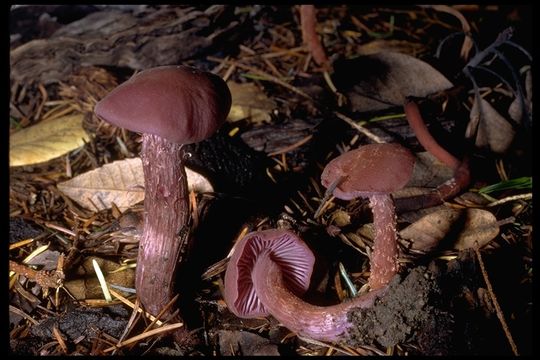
[
  {"x1": 400, "y1": 208, "x2": 499, "y2": 252},
  {"x1": 218, "y1": 330, "x2": 280, "y2": 356},
  {"x1": 10, "y1": 113, "x2": 90, "y2": 167},
  {"x1": 329, "y1": 209, "x2": 351, "y2": 227},
  {"x1": 227, "y1": 81, "x2": 276, "y2": 124},
  {"x1": 401, "y1": 208, "x2": 462, "y2": 252},
  {"x1": 508, "y1": 67, "x2": 532, "y2": 124},
  {"x1": 63, "y1": 256, "x2": 135, "y2": 300},
  {"x1": 355, "y1": 39, "x2": 425, "y2": 56},
  {"x1": 452, "y1": 209, "x2": 500, "y2": 250},
  {"x1": 25, "y1": 250, "x2": 61, "y2": 271},
  {"x1": 57, "y1": 157, "x2": 214, "y2": 212},
  {"x1": 467, "y1": 96, "x2": 515, "y2": 153},
  {"x1": 332, "y1": 52, "x2": 453, "y2": 112}
]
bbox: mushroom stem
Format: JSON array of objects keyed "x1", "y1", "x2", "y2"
[
  {"x1": 368, "y1": 194, "x2": 399, "y2": 290},
  {"x1": 404, "y1": 99, "x2": 461, "y2": 170},
  {"x1": 136, "y1": 133, "x2": 190, "y2": 322},
  {"x1": 395, "y1": 157, "x2": 471, "y2": 213},
  {"x1": 252, "y1": 251, "x2": 385, "y2": 342},
  {"x1": 300, "y1": 5, "x2": 330, "y2": 68},
  {"x1": 398, "y1": 99, "x2": 471, "y2": 212}
]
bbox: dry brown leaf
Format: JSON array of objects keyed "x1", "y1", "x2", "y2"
[
  {"x1": 334, "y1": 52, "x2": 453, "y2": 112},
  {"x1": 400, "y1": 208, "x2": 499, "y2": 252},
  {"x1": 508, "y1": 67, "x2": 532, "y2": 124},
  {"x1": 355, "y1": 39, "x2": 425, "y2": 56},
  {"x1": 57, "y1": 157, "x2": 213, "y2": 212},
  {"x1": 10, "y1": 113, "x2": 90, "y2": 167},
  {"x1": 63, "y1": 256, "x2": 135, "y2": 300},
  {"x1": 226, "y1": 81, "x2": 276, "y2": 124},
  {"x1": 329, "y1": 209, "x2": 351, "y2": 227},
  {"x1": 218, "y1": 330, "x2": 280, "y2": 356},
  {"x1": 452, "y1": 208, "x2": 499, "y2": 250},
  {"x1": 467, "y1": 96, "x2": 515, "y2": 153}
]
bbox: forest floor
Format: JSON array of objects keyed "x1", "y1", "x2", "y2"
[{"x1": 9, "y1": 5, "x2": 533, "y2": 356}]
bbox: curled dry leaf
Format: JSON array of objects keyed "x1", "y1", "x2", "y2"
[
  {"x1": 9, "y1": 113, "x2": 90, "y2": 167},
  {"x1": 218, "y1": 330, "x2": 280, "y2": 356},
  {"x1": 508, "y1": 67, "x2": 532, "y2": 124},
  {"x1": 57, "y1": 157, "x2": 213, "y2": 212},
  {"x1": 467, "y1": 96, "x2": 515, "y2": 153},
  {"x1": 400, "y1": 208, "x2": 500, "y2": 252},
  {"x1": 226, "y1": 81, "x2": 276, "y2": 124},
  {"x1": 333, "y1": 51, "x2": 453, "y2": 112}
]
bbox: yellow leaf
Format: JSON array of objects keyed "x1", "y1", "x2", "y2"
[
  {"x1": 57, "y1": 157, "x2": 214, "y2": 212},
  {"x1": 10, "y1": 113, "x2": 90, "y2": 167},
  {"x1": 226, "y1": 81, "x2": 276, "y2": 123}
]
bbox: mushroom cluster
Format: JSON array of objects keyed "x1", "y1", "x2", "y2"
[{"x1": 95, "y1": 65, "x2": 231, "y2": 336}]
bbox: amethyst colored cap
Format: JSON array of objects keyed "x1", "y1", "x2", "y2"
[
  {"x1": 321, "y1": 143, "x2": 416, "y2": 200},
  {"x1": 224, "y1": 229, "x2": 315, "y2": 318},
  {"x1": 94, "y1": 65, "x2": 231, "y2": 144}
]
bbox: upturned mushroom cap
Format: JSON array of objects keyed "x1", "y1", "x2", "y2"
[
  {"x1": 321, "y1": 143, "x2": 415, "y2": 200},
  {"x1": 94, "y1": 65, "x2": 231, "y2": 144},
  {"x1": 224, "y1": 229, "x2": 315, "y2": 318}
]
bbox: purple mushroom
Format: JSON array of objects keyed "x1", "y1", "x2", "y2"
[
  {"x1": 95, "y1": 65, "x2": 231, "y2": 335},
  {"x1": 321, "y1": 143, "x2": 416, "y2": 290},
  {"x1": 224, "y1": 229, "x2": 385, "y2": 342}
]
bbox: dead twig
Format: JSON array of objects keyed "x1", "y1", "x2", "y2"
[{"x1": 473, "y1": 246, "x2": 519, "y2": 356}]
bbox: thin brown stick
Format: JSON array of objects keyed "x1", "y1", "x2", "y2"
[
  {"x1": 103, "y1": 322, "x2": 184, "y2": 353},
  {"x1": 473, "y1": 246, "x2": 519, "y2": 356},
  {"x1": 333, "y1": 111, "x2": 385, "y2": 143},
  {"x1": 268, "y1": 134, "x2": 313, "y2": 156}
]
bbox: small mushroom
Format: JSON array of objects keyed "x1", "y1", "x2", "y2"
[
  {"x1": 321, "y1": 143, "x2": 416, "y2": 290},
  {"x1": 224, "y1": 229, "x2": 384, "y2": 342},
  {"x1": 95, "y1": 66, "x2": 231, "y2": 333}
]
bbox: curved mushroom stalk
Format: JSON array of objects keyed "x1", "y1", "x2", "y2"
[
  {"x1": 395, "y1": 158, "x2": 471, "y2": 213},
  {"x1": 252, "y1": 251, "x2": 385, "y2": 342},
  {"x1": 300, "y1": 5, "x2": 330, "y2": 69},
  {"x1": 224, "y1": 229, "x2": 386, "y2": 342},
  {"x1": 404, "y1": 99, "x2": 461, "y2": 170},
  {"x1": 396, "y1": 99, "x2": 471, "y2": 212}
]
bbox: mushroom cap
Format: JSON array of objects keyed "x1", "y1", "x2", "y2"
[
  {"x1": 224, "y1": 229, "x2": 315, "y2": 318},
  {"x1": 321, "y1": 143, "x2": 415, "y2": 200},
  {"x1": 94, "y1": 65, "x2": 231, "y2": 144}
]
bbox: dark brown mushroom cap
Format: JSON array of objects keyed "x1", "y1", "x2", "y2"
[
  {"x1": 321, "y1": 143, "x2": 415, "y2": 200},
  {"x1": 224, "y1": 229, "x2": 315, "y2": 318},
  {"x1": 94, "y1": 65, "x2": 231, "y2": 144}
]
